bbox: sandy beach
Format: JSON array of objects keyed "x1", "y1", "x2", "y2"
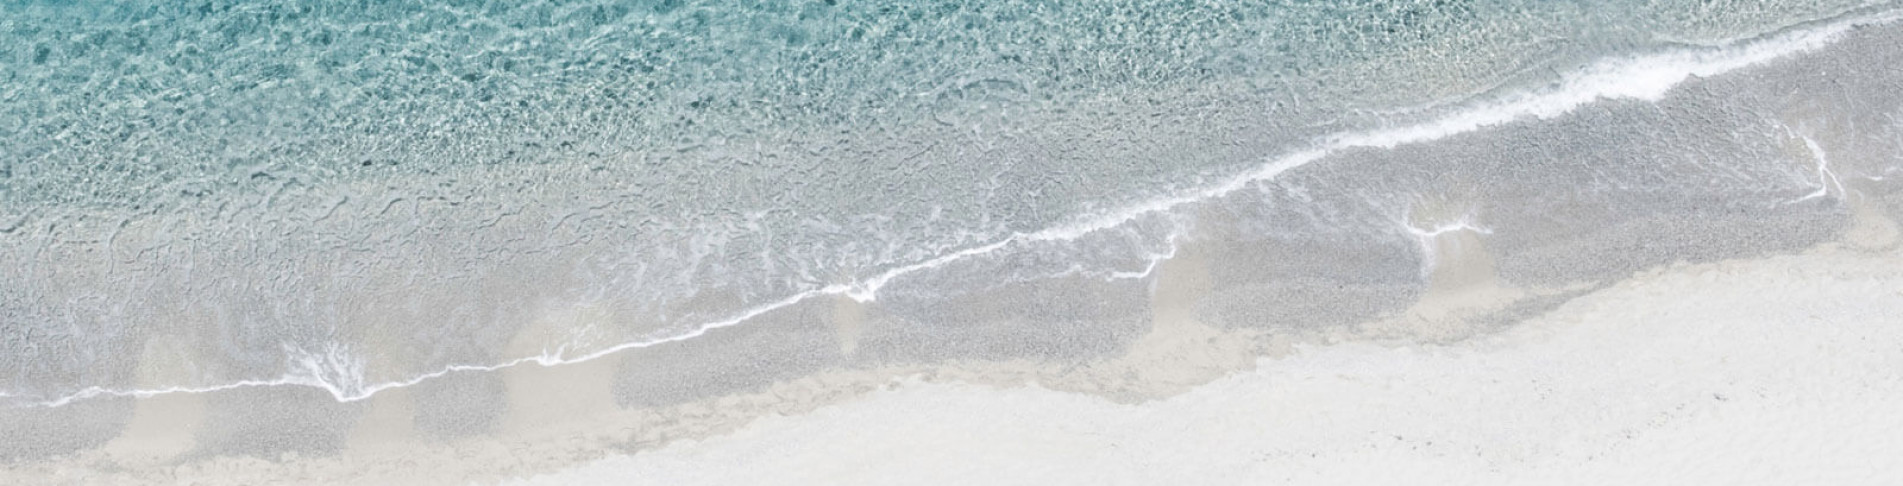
[
  {"x1": 2, "y1": 204, "x2": 1898, "y2": 484},
  {"x1": 6, "y1": 3, "x2": 1903, "y2": 485},
  {"x1": 510, "y1": 239, "x2": 1903, "y2": 485}
]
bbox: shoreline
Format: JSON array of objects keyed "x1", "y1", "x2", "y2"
[
  {"x1": 3, "y1": 7, "x2": 1902, "y2": 485},
  {"x1": 10, "y1": 6, "x2": 1899, "y2": 411},
  {"x1": 4, "y1": 216, "x2": 1897, "y2": 484},
  {"x1": 509, "y1": 240, "x2": 1903, "y2": 485}
]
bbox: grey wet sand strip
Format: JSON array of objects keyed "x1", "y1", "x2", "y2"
[
  {"x1": 0, "y1": 230, "x2": 1258, "y2": 485},
  {"x1": 501, "y1": 244, "x2": 1903, "y2": 485},
  {"x1": 5, "y1": 190, "x2": 1897, "y2": 486}
]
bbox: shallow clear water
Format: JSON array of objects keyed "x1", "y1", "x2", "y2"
[{"x1": 1, "y1": 0, "x2": 1896, "y2": 422}]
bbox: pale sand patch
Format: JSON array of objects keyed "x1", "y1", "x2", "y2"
[
  {"x1": 343, "y1": 386, "x2": 415, "y2": 452},
  {"x1": 1358, "y1": 197, "x2": 1569, "y2": 344},
  {"x1": 499, "y1": 303, "x2": 621, "y2": 436},
  {"x1": 1034, "y1": 241, "x2": 1263, "y2": 400},
  {"x1": 1845, "y1": 190, "x2": 1900, "y2": 250},
  {"x1": 1364, "y1": 222, "x2": 1526, "y2": 342},
  {"x1": 96, "y1": 336, "x2": 205, "y2": 467},
  {"x1": 343, "y1": 299, "x2": 424, "y2": 453},
  {"x1": 509, "y1": 244, "x2": 1903, "y2": 486},
  {"x1": 831, "y1": 296, "x2": 867, "y2": 358}
]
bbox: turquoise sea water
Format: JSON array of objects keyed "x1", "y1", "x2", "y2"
[{"x1": 1, "y1": 0, "x2": 1895, "y2": 412}]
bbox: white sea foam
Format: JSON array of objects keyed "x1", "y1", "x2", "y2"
[
  {"x1": 1786, "y1": 125, "x2": 1848, "y2": 203},
  {"x1": 14, "y1": 8, "x2": 1899, "y2": 409},
  {"x1": 1404, "y1": 218, "x2": 1494, "y2": 277}
]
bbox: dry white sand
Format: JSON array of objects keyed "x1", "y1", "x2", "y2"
[{"x1": 507, "y1": 243, "x2": 1903, "y2": 486}]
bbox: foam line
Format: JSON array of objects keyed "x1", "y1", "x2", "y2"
[
  {"x1": 11, "y1": 8, "x2": 1899, "y2": 409},
  {"x1": 1405, "y1": 219, "x2": 1495, "y2": 277},
  {"x1": 1788, "y1": 127, "x2": 1847, "y2": 203}
]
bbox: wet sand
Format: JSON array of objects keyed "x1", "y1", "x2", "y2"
[
  {"x1": 509, "y1": 239, "x2": 1903, "y2": 486},
  {"x1": 2, "y1": 194, "x2": 1898, "y2": 485}
]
